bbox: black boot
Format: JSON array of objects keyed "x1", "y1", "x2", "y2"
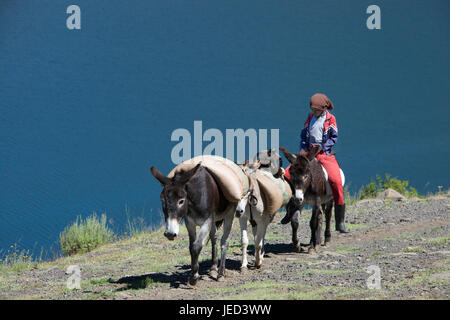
[
  {"x1": 280, "y1": 211, "x2": 292, "y2": 225},
  {"x1": 335, "y1": 204, "x2": 349, "y2": 233},
  {"x1": 281, "y1": 202, "x2": 302, "y2": 225}
]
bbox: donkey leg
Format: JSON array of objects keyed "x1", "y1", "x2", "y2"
[
  {"x1": 290, "y1": 211, "x2": 300, "y2": 253},
  {"x1": 186, "y1": 217, "x2": 211, "y2": 285},
  {"x1": 251, "y1": 223, "x2": 257, "y2": 240},
  {"x1": 308, "y1": 208, "x2": 317, "y2": 253},
  {"x1": 185, "y1": 218, "x2": 198, "y2": 285},
  {"x1": 290, "y1": 206, "x2": 303, "y2": 253},
  {"x1": 217, "y1": 207, "x2": 235, "y2": 279},
  {"x1": 315, "y1": 205, "x2": 323, "y2": 250},
  {"x1": 323, "y1": 201, "x2": 333, "y2": 246},
  {"x1": 239, "y1": 216, "x2": 249, "y2": 271},
  {"x1": 308, "y1": 202, "x2": 323, "y2": 253},
  {"x1": 209, "y1": 218, "x2": 219, "y2": 275},
  {"x1": 254, "y1": 225, "x2": 265, "y2": 268},
  {"x1": 259, "y1": 215, "x2": 271, "y2": 264}
]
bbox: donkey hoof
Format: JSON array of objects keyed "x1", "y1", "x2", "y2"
[
  {"x1": 293, "y1": 243, "x2": 301, "y2": 253},
  {"x1": 188, "y1": 277, "x2": 198, "y2": 286},
  {"x1": 209, "y1": 269, "x2": 218, "y2": 278},
  {"x1": 240, "y1": 266, "x2": 248, "y2": 273},
  {"x1": 216, "y1": 274, "x2": 225, "y2": 282},
  {"x1": 323, "y1": 241, "x2": 330, "y2": 247},
  {"x1": 307, "y1": 246, "x2": 316, "y2": 254}
]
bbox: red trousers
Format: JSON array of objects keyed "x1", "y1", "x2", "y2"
[{"x1": 284, "y1": 153, "x2": 344, "y2": 205}]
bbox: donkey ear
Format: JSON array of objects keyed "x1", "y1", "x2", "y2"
[
  {"x1": 177, "y1": 162, "x2": 202, "y2": 184},
  {"x1": 250, "y1": 159, "x2": 261, "y2": 169},
  {"x1": 279, "y1": 146, "x2": 297, "y2": 164},
  {"x1": 150, "y1": 166, "x2": 171, "y2": 186},
  {"x1": 237, "y1": 159, "x2": 249, "y2": 166},
  {"x1": 306, "y1": 146, "x2": 321, "y2": 161}
]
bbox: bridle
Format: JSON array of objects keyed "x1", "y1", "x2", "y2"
[
  {"x1": 284, "y1": 174, "x2": 296, "y2": 197},
  {"x1": 247, "y1": 189, "x2": 258, "y2": 228}
]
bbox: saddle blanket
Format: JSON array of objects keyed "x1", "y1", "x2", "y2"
[{"x1": 321, "y1": 165, "x2": 345, "y2": 187}]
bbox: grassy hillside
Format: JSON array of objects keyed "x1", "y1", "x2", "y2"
[{"x1": 0, "y1": 193, "x2": 448, "y2": 300}]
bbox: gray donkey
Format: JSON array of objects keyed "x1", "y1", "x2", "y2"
[{"x1": 150, "y1": 163, "x2": 236, "y2": 285}]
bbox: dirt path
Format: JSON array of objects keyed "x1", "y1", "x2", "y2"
[
  {"x1": 143, "y1": 200, "x2": 450, "y2": 300},
  {"x1": 0, "y1": 196, "x2": 448, "y2": 300}
]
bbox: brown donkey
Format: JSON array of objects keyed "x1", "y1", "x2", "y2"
[{"x1": 279, "y1": 146, "x2": 335, "y2": 253}]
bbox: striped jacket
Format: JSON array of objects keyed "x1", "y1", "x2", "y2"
[{"x1": 300, "y1": 111, "x2": 338, "y2": 155}]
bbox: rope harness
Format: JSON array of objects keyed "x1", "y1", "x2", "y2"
[{"x1": 247, "y1": 189, "x2": 258, "y2": 228}]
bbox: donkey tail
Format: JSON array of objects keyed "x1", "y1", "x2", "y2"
[{"x1": 204, "y1": 219, "x2": 224, "y2": 247}]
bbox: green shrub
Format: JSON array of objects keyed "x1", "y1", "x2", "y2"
[
  {"x1": 359, "y1": 180, "x2": 379, "y2": 200},
  {"x1": 343, "y1": 185, "x2": 360, "y2": 206},
  {"x1": 59, "y1": 213, "x2": 114, "y2": 256},
  {"x1": 124, "y1": 206, "x2": 162, "y2": 239},
  {"x1": 125, "y1": 206, "x2": 150, "y2": 238},
  {"x1": 359, "y1": 173, "x2": 420, "y2": 199},
  {"x1": 0, "y1": 243, "x2": 39, "y2": 272}
]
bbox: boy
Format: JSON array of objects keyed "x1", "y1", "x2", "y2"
[{"x1": 282, "y1": 93, "x2": 348, "y2": 233}]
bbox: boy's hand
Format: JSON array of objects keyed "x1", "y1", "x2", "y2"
[{"x1": 312, "y1": 145, "x2": 323, "y2": 154}]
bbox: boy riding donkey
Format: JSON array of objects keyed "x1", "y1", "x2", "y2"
[{"x1": 281, "y1": 93, "x2": 349, "y2": 233}]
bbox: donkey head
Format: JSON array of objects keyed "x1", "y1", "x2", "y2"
[
  {"x1": 279, "y1": 146, "x2": 320, "y2": 204},
  {"x1": 236, "y1": 190, "x2": 259, "y2": 218},
  {"x1": 255, "y1": 149, "x2": 283, "y2": 178},
  {"x1": 236, "y1": 163, "x2": 262, "y2": 218},
  {"x1": 150, "y1": 163, "x2": 202, "y2": 240}
]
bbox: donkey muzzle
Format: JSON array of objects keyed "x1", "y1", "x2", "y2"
[
  {"x1": 295, "y1": 189, "x2": 304, "y2": 203},
  {"x1": 164, "y1": 231, "x2": 177, "y2": 240},
  {"x1": 164, "y1": 218, "x2": 179, "y2": 240},
  {"x1": 235, "y1": 197, "x2": 248, "y2": 218}
]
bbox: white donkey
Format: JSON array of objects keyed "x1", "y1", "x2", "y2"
[{"x1": 236, "y1": 160, "x2": 286, "y2": 269}]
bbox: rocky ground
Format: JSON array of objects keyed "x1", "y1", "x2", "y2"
[{"x1": 0, "y1": 195, "x2": 448, "y2": 300}]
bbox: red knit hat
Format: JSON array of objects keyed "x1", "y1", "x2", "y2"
[{"x1": 310, "y1": 93, "x2": 334, "y2": 110}]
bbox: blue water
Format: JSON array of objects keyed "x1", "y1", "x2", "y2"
[{"x1": 1, "y1": 0, "x2": 449, "y2": 258}]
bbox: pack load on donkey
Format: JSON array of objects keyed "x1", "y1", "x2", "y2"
[
  {"x1": 169, "y1": 154, "x2": 292, "y2": 212},
  {"x1": 253, "y1": 149, "x2": 293, "y2": 215},
  {"x1": 235, "y1": 152, "x2": 293, "y2": 270},
  {"x1": 168, "y1": 155, "x2": 250, "y2": 202},
  {"x1": 251, "y1": 169, "x2": 292, "y2": 216}
]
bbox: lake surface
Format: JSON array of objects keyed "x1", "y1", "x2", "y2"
[{"x1": 0, "y1": 0, "x2": 449, "y2": 258}]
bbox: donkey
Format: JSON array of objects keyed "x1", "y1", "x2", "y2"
[
  {"x1": 150, "y1": 163, "x2": 236, "y2": 285},
  {"x1": 235, "y1": 161, "x2": 268, "y2": 269},
  {"x1": 236, "y1": 159, "x2": 290, "y2": 269},
  {"x1": 252, "y1": 150, "x2": 304, "y2": 253},
  {"x1": 279, "y1": 146, "x2": 336, "y2": 253}
]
